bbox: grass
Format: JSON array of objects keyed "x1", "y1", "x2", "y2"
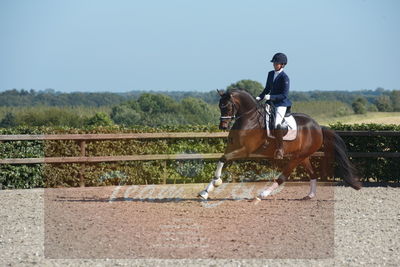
[
  {"x1": 1, "y1": 103, "x2": 399, "y2": 127},
  {"x1": 318, "y1": 112, "x2": 400, "y2": 126},
  {"x1": 0, "y1": 106, "x2": 113, "y2": 127},
  {"x1": 0, "y1": 106, "x2": 111, "y2": 118},
  {"x1": 292, "y1": 101, "x2": 400, "y2": 126}
]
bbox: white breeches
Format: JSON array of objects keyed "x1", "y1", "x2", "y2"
[{"x1": 275, "y1": 106, "x2": 287, "y2": 128}]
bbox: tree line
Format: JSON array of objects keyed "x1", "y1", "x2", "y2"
[
  {"x1": 0, "y1": 94, "x2": 219, "y2": 128},
  {"x1": 1, "y1": 83, "x2": 399, "y2": 109},
  {"x1": 0, "y1": 89, "x2": 127, "y2": 107},
  {"x1": 1, "y1": 80, "x2": 399, "y2": 128}
]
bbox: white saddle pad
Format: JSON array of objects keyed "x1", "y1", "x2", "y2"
[{"x1": 265, "y1": 114, "x2": 297, "y2": 141}]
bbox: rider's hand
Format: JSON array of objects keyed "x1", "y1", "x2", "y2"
[
  {"x1": 255, "y1": 96, "x2": 261, "y2": 101},
  {"x1": 264, "y1": 95, "x2": 271, "y2": 100}
]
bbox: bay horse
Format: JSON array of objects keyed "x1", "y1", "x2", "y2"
[{"x1": 198, "y1": 89, "x2": 362, "y2": 201}]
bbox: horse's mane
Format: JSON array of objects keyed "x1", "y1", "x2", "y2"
[
  {"x1": 226, "y1": 88, "x2": 250, "y2": 94},
  {"x1": 226, "y1": 89, "x2": 257, "y2": 104}
]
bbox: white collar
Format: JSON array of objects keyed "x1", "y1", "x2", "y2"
[{"x1": 273, "y1": 68, "x2": 284, "y2": 81}]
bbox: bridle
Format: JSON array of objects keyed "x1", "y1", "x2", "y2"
[
  {"x1": 219, "y1": 98, "x2": 257, "y2": 122},
  {"x1": 219, "y1": 99, "x2": 237, "y2": 121}
]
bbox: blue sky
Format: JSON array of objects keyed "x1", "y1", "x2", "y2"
[{"x1": 0, "y1": 0, "x2": 399, "y2": 92}]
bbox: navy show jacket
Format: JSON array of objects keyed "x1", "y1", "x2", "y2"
[{"x1": 258, "y1": 70, "x2": 292, "y2": 107}]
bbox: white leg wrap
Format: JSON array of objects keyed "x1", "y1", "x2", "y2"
[
  {"x1": 205, "y1": 180, "x2": 215, "y2": 193},
  {"x1": 259, "y1": 182, "x2": 279, "y2": 199},
  {"x1": 260, "y1": 189, "x2": 272, "y2": 198},
  {"x1": 199, "y1": 161, "x2": 225, "y2": 200},
  {"x1": 269, "y1": 181, "x2": 279, "y2": 191},
  {"x1": 214, "y1": 161, "x2": 224, "y2": 179},
  {"x1": 308, "y1": 179, "x2": 317, "y2": 198}
]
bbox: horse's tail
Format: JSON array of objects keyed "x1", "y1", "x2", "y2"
[{"x1": 322, "y1": 127, "x2": 362, "y2": 190}]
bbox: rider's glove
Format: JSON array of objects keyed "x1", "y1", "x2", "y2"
[
  {"x1": 264, "y1": 95, "x2": 271, "y2": 100},
  {"x1": 255, "y1": 96, "x2": 261, "y2": 101}
]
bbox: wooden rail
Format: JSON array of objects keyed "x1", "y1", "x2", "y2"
[
  {"x1": 0, "y1": 153, "x2": 225, "y2": 164},
  {"x1": 1, "y1": 131, "x2": 399, "y2": 186},
  {"x1": 0, "y1": 131, "x2": 400, "y2": 164},
  {"x1": 0, "y1": 132, "x2": 228, "y2": 141},
  {"x1": 1, "y1": 131, "x2": 400, "y2": 141},
  {"x1": 2, "y1": 151, "x2": 400, "y2": 165},
  {"x1": 1, "y1": 131, "x2": 399, "y2": 165}
]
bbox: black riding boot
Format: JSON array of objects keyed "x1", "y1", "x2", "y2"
[{"x1": 274, "y1": 124, "x2": 284, "y2": 159}]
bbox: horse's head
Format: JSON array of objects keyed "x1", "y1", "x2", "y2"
[{"x1": 217, "y1": 89, "x2": 237, "y2": 130}]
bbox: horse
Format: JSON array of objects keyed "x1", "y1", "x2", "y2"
[{"x1": 198, "y1": 89, "x2": 362, "y2": 201}]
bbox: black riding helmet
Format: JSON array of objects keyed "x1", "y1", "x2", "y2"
[{"x1": 270, "y1": 53, "x2": 288, "y2": 65}]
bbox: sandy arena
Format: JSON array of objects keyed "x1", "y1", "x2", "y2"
[{"x1": 1, "y1": 182, "x2": 399, "y2": 266}]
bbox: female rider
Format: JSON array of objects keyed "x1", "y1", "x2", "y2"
[{"x1": 256, "y1": 52, "x2": 292, "y2": 159}]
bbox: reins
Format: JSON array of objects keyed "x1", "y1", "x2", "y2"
[{"x1": 219, "y1": 92, "x2": 277, "y2": 131}]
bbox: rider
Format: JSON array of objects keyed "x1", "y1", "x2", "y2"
[{"x1": 256, "y1": 52, "x2": 292, "y2": 159}]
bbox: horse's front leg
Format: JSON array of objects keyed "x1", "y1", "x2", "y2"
[
  {"x1": 198, "y1": 161, "x2": 224, "y2": 200},
  {"x1": 198, "y1": 146, "x2": 248, "y2": 200}
]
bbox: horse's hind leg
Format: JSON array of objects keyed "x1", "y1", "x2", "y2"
[
  {"x1": 257, "y1": 156, "x2": 306, "y2": 200},
  {"x1": 301, "y1": 157, "x2": 317, "y2": 200}
]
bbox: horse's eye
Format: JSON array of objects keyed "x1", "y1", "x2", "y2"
[{"x1": 220, "y1": 102, "x2": 228, "y2": 109}]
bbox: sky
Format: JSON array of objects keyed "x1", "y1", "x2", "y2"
[{"x1": 0, "y1": 0, "x2": 399, "y2": 93}]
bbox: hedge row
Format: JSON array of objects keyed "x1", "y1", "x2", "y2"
[
  {"x1": 1, "y1": 123, "x2": 399, "y2": 189},
  {"x1": 327, "y1": 123, "x2": 400, "y2": 183}
]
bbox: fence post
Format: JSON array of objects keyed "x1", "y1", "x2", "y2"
[
  {"x1": 79, "y1": 140, "x2": 86, "y2": 187},
  {"x1": 162, "y1": 161, "x2": 167, "y2": 185}
]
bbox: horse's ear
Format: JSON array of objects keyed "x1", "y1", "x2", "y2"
[{"x1": 217, "y1": 89, "x2": 224, "y2": 96}]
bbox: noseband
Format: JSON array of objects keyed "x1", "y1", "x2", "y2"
[{"x1": 219, "y1": 100, "x2": 237, "y2": 121}]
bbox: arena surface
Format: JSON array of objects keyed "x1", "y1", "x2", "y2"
[{"x1": 1, "y1": 183, "x2": 399, "y2": 266}]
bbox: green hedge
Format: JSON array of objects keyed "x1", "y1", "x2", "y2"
[
  {"x1": 328, "y1": 123, "x2": 400, "y2": 183},
  {"x1": 1, "y1": 123, "x2": 399, "y2": 189}
]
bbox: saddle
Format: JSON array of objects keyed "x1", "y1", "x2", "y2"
[{"x1": 265, "y1": 105, "x2": 297, "y2": 141}]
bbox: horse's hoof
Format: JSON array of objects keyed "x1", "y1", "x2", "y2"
[
  {"x1": 301, "y1": 195, "x2": 313, "y2": 200},
  {"x1": 198, "y1": 190, "x2": 208, "y2": 200},
  {"x1": 251, "y1": 196, "x2": 261, "y2": 204},
  {"x1": 350, "y1": 182, "x2": 362, "y2": 190}
]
